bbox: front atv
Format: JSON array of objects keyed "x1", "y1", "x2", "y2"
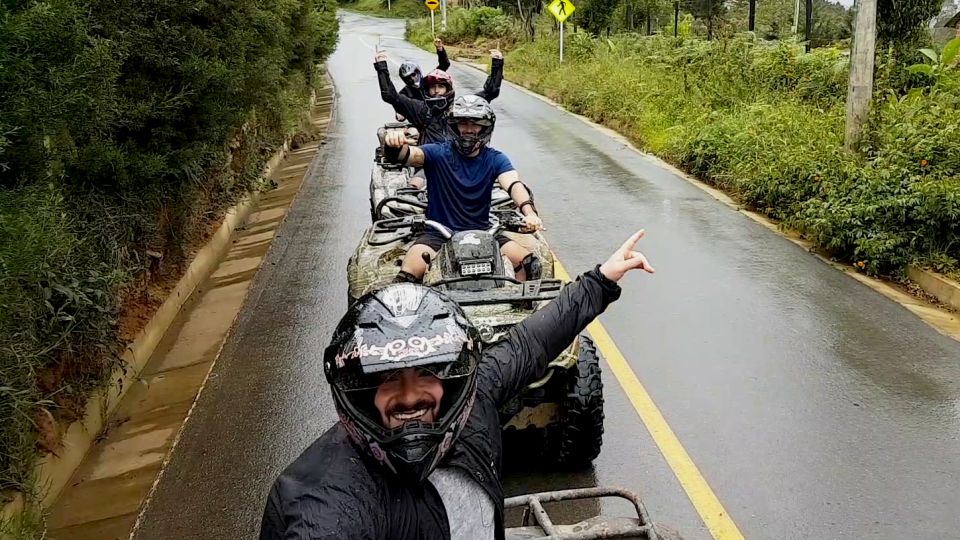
[{"x1": 346, "y1": 206, "x2": 605, "y2": 469}]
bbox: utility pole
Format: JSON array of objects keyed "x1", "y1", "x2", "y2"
[
  {"x1": 674, "y1": 1, "x2": 679, "y2": 37},
  {"x1": 793, "y1": 0, "x2": 800, "y2": 34},
  {"x1": 441, "y1": 0, "x2": 448, "y2": 30},
  {"x1": 748, "y1": 0, "x2": 756, "y2": 32},
  {"x1": 805, "y1": 0, "x2": 813, "y2": 52},
  {"x1": 845, "y1": 0, "x2": 877, "y2": 152}
]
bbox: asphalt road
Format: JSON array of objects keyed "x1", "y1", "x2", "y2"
[{"x1": 132, "y1": 12, "x2": 960, "y2": 539}]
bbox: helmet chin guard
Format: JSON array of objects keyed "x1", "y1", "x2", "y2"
[
  {"x1": 448, "y1": 95, "x2": 496, "y2": 155},
  {"x1": 325, "y1": 284, "x2": 482, "y2": 482}
]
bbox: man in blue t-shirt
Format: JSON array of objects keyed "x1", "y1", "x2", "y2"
[{"x1": 382, "y1": 95, "x2": 543, "y2": 283}]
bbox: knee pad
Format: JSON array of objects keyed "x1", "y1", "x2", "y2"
[{"x1": 514, "y1": 254, "x2": 542, "y2": 280}]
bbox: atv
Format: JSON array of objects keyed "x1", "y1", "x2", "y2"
[
  {"x1": 504, "y1": 486, "x2": 683, "y2": 539},
  {"x1": 346, "y1": 202, "x2": 606, "y2": 469},
  {"x1": 369, "y1": 122, "x2": 513, "y2": 222},
  {"x1": 370, "y1": 121, "x2": 421, "y2": 221}
]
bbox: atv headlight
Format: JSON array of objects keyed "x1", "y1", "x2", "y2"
[{"x1": 460, "y1": 260, "x2": 492, "y2": 276}]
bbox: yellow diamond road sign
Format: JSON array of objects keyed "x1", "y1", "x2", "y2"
[
  {"x1": 425, "y1": 0, "x2": 439, "y2": 10},
  {"x1": 547, "y1": 0, "x2": 574, "y2": 23}
]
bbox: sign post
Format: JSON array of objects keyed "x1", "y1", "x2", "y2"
[
  {"x1": 425, "y1": 0, "x2": 439, "y2": 34},
  {"x1": 547, "y1": 0, "x2": 575, "y2": 64}
]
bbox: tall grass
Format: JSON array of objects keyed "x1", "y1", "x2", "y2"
[
  {"x1": 407, "y1": 13, "x2": 960, "y2": 276},
  {"x1": 344, "y1": 0, "x2": 428, "y2": 19}
]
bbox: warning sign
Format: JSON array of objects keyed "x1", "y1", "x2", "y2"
[
  {"x1": 425, "y1": 0, "x2": 439, "y2": 10},
  {"x1": 547, "y1": 0, "x2": 575, "y2": 23}
]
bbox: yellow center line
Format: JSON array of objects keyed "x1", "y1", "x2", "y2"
[{"x1": 554, "y1": 259, "x2": 745, "y2": 540}]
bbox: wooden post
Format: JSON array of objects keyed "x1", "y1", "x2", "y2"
[
  {"x1": 748, "y1": 0, "x2": 756, "y2": 32},
  {"x1": 844, "y1": 0, "x2": 877, "y2": 152},
  {"x1": 805, "y1": 0, "x2": 813, "y2": 51},
  {"x1": 674, "y1": 1, "x2": 679, "y2": 37},
  {"x1": 792, "y1": 0, "x2": 800, "y2": 34}
]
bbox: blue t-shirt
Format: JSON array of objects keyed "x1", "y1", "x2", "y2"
[{"x1": 421, "y1": 142, "x2": 515, "y2": 232}]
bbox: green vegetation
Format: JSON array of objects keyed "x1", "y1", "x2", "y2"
[
  {"x1": 343, "y1": 0, "x2": 429, "y2": 19},
  {"x1": 0, "y1": 0, "x2": 338, "y2": 519},
  {"x1": 407, "y1": 6, "x2": 960, "y2": 277}
]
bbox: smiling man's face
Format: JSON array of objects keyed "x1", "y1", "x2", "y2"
[{"x1": 373, "y1": 368, "x2": 444, "y2": 429}]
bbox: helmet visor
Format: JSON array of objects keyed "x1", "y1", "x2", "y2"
[{"x1": 328, "y1": 344, "x2": 478, "y2": 392}]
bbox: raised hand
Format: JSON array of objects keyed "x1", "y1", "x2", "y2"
[{"x1": 599, "y1": 230, "x2": 655, "y2": 282}]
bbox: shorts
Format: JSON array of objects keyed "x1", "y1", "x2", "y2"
[{"x1": 413, "y1": 231, "x2": 513, "y2": 252}]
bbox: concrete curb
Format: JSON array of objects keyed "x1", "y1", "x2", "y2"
[
  {"x1": 0, "y1": 90, "x2": 316, "y2": 532},
  {"x1": 129, "y1": 73, "x2": 336, "y2": 538},
  {"x1": 908, "y1": 266, "x2": 960, "y2": 311}
]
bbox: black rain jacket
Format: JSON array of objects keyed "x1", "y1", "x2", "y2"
[
  {"x1": 259, "y1": 267, "x2": 621, "y2": 540},
  {"x1": 375, "y1": 57, "x2": 503, "y2": 144}
]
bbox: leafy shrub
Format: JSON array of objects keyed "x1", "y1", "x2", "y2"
[
  {"x1": 504, "y1": 32, "x2": 960, "y2": 275},
  {"x1": 0, "y1": 0, "x2": 338, "y2": 503},
  {"x1": 408, "y1": 7, "x2": 519, "y2": 47}
]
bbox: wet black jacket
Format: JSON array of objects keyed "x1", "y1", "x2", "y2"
[
  {"x1": 398, "y1": 49, "x2": 451, "y2": 101},
  {"x1": 375, "y1": 57, "x2": 504, "y2": 144},
  {"x1": 259, "y1": 267, "x2": 621, "y2": 540}
]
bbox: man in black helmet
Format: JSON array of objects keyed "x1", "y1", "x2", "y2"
[
  {"x1": 259, "y1": 230, "x2": 655, "y2": 540},
  {"x1": 382, "y1": 94, "x2": 541, "y2": 283},
  {"x1": 397, "y1": 38, "x2": 451, "y2": 102}
]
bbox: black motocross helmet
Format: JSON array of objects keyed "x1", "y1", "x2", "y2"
[
  {"x1": 323, "y1": 284, "x2": 481, "y2": 483},
  {"x1": 399, "y1": 61, "x2": 423, "y2": 91},
  {"x1": 448, "y1": 95, "x2": 496, "y2": 155}
]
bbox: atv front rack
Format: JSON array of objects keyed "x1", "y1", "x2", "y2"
[
  {"x1": 504, "y1": 487, "x2": 659, "y2": 540},
  {"x1": 440, "y1": 279, "x2": 563, "y2": 307}
]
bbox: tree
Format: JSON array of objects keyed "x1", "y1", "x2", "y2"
[
  {"x1": 578, "y1": 0, "x2": 622, "y2": 34},
  {"x1": 810, "y1": 0, "x2": 852, "y2": 47},
  {"x1": 725, "y1": 0, "x2": 849, "y2": 45},
  {"x1": 620, "y1": 0, "x2": 669, "y2": 34},
  {"x1": 876, "y1": 0, "x2": 943, "y2": 59},
  {"x1": 495, "y1": 0, "x2": 541, "y2": 40},
  {"x1": 683, "y1": 0, "x2": 726, "y2": 39}
]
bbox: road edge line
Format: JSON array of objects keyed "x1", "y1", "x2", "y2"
[{"x1": 555, "y1": 260, "x2": 745, "y2": 540}]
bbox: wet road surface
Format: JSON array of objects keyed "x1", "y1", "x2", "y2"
[{"x1": 133, "y1": 12, "x2": 960, "y2": 539}]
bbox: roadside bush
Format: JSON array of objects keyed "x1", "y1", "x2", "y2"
[
  {"x1": 407, "y1": 7, "x2": 522, "y2": 50},
  {"x1": 348, "y1": 0, "x2": 427, "y2": 19},
  {"x1": 0, "y1": 0, "x2": 338, "y2": 507},
  {"x1": 497, "y1": 28, "x2": 960, "y2": 275}
]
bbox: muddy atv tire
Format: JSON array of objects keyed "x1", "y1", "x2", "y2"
[
  {"x1": 545, "y1": 335, "x2": 605, "y2": 469},
  {"x1": 501, "y1": 335, "x2": 604, "y2": 471}
]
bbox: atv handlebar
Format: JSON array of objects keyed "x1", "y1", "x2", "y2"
[
  {"x1": 424, "y1": 219, "x2": 454, "y2": 240},
  {"x1": 368, "y1": 215, "x2": 454, "y2": 246},
  {"x1": 374, "y1": 195, "x2": 428, "y2": 221}
]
